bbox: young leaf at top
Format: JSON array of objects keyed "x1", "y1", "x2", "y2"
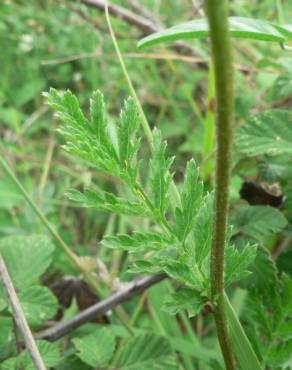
[
  {"x1": 45, "y1": 88, "x2": 120, "y2": 176},
  {"x1": 175, "y1": 159, "x2": 203, "y2": 243},
  {"x1": 236, "y1": 110, "x2": 292, "y2": 157},
  {"x1": 117, "y1": 97, "x2": 141, "y2": 182},
  {"x1": 138, "y1": 17, "x2": 290, "y2": 49},
  {"x1": 150, "y1": 129, "x2": 174, "y2": 220},
  {"x1": 90, "y1": 90, "x2": 112, "y2": 149}
]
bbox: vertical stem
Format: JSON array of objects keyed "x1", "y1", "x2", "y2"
[
  {"x1": 205, "y1": 1, "x2": 236, "y2": 369},
  {"x1": 0, "y1": 252, "x2": 46, "y2": 370}
]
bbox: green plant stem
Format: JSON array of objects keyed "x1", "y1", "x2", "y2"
[
  {"x1": 104, "y1": 4, "x2": 153, "y2": 149},
  {"x1": 202, "y1": 61, "x2": 215, "y2": 180},
  {"x1": 205, "y1": 1, "x2": 236, "y2": 369}
]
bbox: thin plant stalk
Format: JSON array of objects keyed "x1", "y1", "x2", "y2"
[
  {"x1": 0, "y1": 252, "x2": 46, "y2": 370},
  {"x1": 205, "y1": 0, "x2": 236, "y2": 369},
  {"x1": 104, "y1": 3, "x2": 182, "y2": 210}
]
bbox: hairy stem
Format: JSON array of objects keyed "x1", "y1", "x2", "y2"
[{"x1": 205, "y1": 1, "x2": 236, "y2": 369}]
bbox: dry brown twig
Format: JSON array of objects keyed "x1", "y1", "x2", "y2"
[
  {"x1": 36, "y1": 274, "x2": 166, "y2": 342},
  {"x1": 0, "y1": 252, "x2": 46, "y2": 370}
]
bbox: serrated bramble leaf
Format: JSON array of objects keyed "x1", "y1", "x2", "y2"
[
  {"x1": 102, "y1": 232, "x2": 173, "y2": 253},
  {"x1": 138, "y1": 17, "x2": 289, "y2": 49},
  {"x1": 224, "y1": 244, "x2": 257, "y2": 287},
  {"x1": 236, "y1": 110, "x2": 292, "y2": 156},
  {"x1": 17, "y1": 286, "x2": 58, "y2": 327},
  {"x1": 118, "y1": 334, "x2": 178, "y2": 370},
  {"x1": 162, "y1": 288, "x2": 207, "y2": 317},
  {"x1": 1, "y1": 341, "x2": 61, "y2": 370},
  {"x1": 241, "y1": 245, "x2": 277, "y2": 292},
  {"x1": 67, "y1": 188, "x2": 149, "y2": 217},
  {"x1": 150, "y1": 129, "x2": 174, "y2": 219},
  {"x1": 73, "y1": 327, "x2": 115, "y2": 368},
  {"x1": 0, "y1": 235, "x2": 54, "y2": 290},
  {"x1": 232, "y1": 205, "x2": 288, "y2": 240},
  {"x1": 175, "y1": 160, "x2": 203, "y2": 242}
]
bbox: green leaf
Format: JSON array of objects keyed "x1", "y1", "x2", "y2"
[
  {"x1": 129, "y1": 259, "x2": 164, "y2": 274},
  {"x1": 90, "y1": 90, "x2": 111, "y2": 148},
  {"x1": 1, "y1": 341, "x2": 61, "y2": 370},
  {"x1": 232, "y1": 205, "x2": 288, "y2": 239},
  {"x1": 150, "y1": 129, "x2": 174, "y2": 218},
  {"x1": 102, "y1": 232, "x2": 173, "y2": 253},
  {"x1": 73, "y1": 327, "x2": 115, "y2": 368},
  {"x1": 118, "y1": 98, "x2": 141, "y2": 175},
  {"x1": 17, "y1": 286, "x2": 58, "y2": 326},
  {"x1": 162, "y1": 288, "x2": 206, "y2": 317},
  {"x1": 129, "y1": 248, "x2": 178, "y2": 274},
  {"x1": 236, "y1": 110, "x2": 292, "y2": 156},
  {"x1": 225, "y1": 294, "x2": 262, "y2": 370},
  {"x1": 0, "y1": 178, "x2": 23, "y2": 209},
  {"x1": 277, "y1": 250, "x2": 292, "y2": 277},
  {"x1": 267, "y1": 339, "x2": 292, "y2": 368},
  {"x1": 138, "y1": 17, "x2": 289, "y2": 49},
  {"x1": 67, "y1": 189, "x2": 149, "y2": 217},
  {"x1": 44, "y1": 88, "x2": 89, "y2": 128},
  {"x1": 163, "y1": 260, "x2": 204, "y2": 291},
  {"x1": 245, "y1": 274, "x2": 292, "y2": 368},
  {"x1": 258, "y1": 155, "x2": 292, "y2": 182},
  {"x1": 224, "y1": 244, "x2": 257, "y2": 287},
  {"x1": 193, "y1": 192, "x2": 214, "y2": 266},
  {"x1": 242, "y1": 245, "x2": 278, "y2": 292},
  {"x1": 175, "y1": 159, "x2": 203, "y2": 242},
  {"x1": 45, "y1": 89, "x2": 120, "y2": 176},
  {"x1": 0, "y1": 235, "x2": 54, "y2": 290},
  {"x1": 117, "y1": 334, "x2": 178, "y2": 370}
]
